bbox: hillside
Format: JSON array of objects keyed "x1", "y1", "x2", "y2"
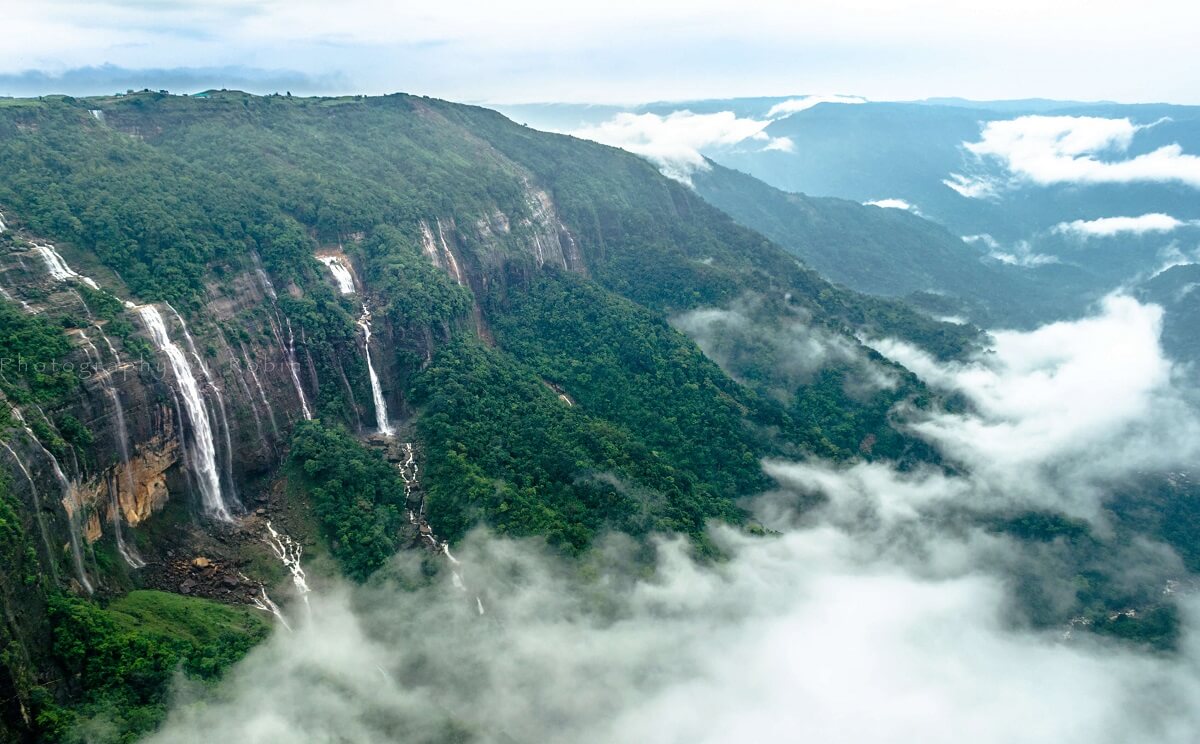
[
  {"x1": 689, "y1": 161, "x2": 1070, "y2": 325},
  {"x1": 0, "y1": 91, "x2": 977, "y2": 741}
]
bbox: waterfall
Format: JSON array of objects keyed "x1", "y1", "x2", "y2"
[
  {"x1": 357, "y1": 304, "x2": 392, "y2": 436},
  {"x1": 166, "y1": 304, "x2": 239, "y2": 508},
  {"x1": 104, "y1": 385, "x2": 146, "y2": 569},
  {"x1": 0, "y1": 210, "x2": 6, "y2": 232},
  {"x1": 253, "y1": 253, "x2": 312, "y2": 421},
  {"x1": 219, "y1": 335, "x2": 267, "y2": 448},
  {"x1": 137, "y1": 305, "x2": 232, "y2": 521},
  {"x1": 435, "y1": 220, "x2": 467, "y2": 286},
  {"x1": 97, "y1": 328, "x2": 122, "y2": 366},
  {"x1": 396, "y1": 443, "x2": 485, "y2": 615},
  {"x1": 284, "y1": 318, "x2": 313, "y2": 420},
  {"x1": 264, "y1": 521, "x2": 310, "y2": 608},
  {"x1": 250, "y1": 584, "x2": 292, "y2": 632},
  {"x1": 1, "y1": 441, "x2": 59, "y2": 582},
  {"x1": 251, "y1": 251, "x2": 277, "y2": 300},
  {"x1": 15, "y1": 417, "x2": 93, "y2": 593},
  {"x1": 32, "y1": 244, "x2": 99, "y2": 289},
  {"x1": 71, "y1": 329, "x2": 101, "y2": 366},
  {"x1": 317, "y1": 255, "x2": 356, "y2": 294},
  {"x1": 76, "y1": 327, "x2": 145, "y2": 567},
  {"x1": 239, "y1": 342, "x2": 281, "y2": 440},
  {"x1": 9, "y1": 408, "x2": 91, "y2": 588}
]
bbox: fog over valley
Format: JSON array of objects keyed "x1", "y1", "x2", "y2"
[{"x1": 2, "y1": 2, "x2": 1200, "y2": 742}]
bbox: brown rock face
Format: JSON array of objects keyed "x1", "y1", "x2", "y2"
[{"x1": 115, "y1": 433, "x2": 180, "y2": 527}]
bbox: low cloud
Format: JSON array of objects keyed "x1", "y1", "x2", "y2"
[
  {"x1": 985, "y1": 239, "x2": 1059, "y2": 267},
  {"x1": 962, "y1": 233, "x2": 1057, "y2": 269},
  {"x1": 946, "y1": 115, "x2": 1200, "y2": 196},
  {"x1": 141, "y1": 295, "x2": 1200, "y2": 744},
  {"x1": 1054, "y1": 213, "x2": 1189, "y2": 238},
  {"x1": 765, "y1": 94, "x2": 867, "y2": 118},
  {"x1": 943, "y1": 171, "x2": 1002, "y2": 199},
  {"x1": 864, "y1": 198, "x2": 915, "y2": 211},
  {"x1": 868, "y1": 294, "x2": 1200, "y2": 518},
  {"x1": 569, "y1": 110, "x2": 793, "y2": 184},
  {"x1": 143, "y1": 523, "x2": 1200, "y2": 744},
  {"x1": 672, "y1": 299, "x2": 898, "y2": 397}
]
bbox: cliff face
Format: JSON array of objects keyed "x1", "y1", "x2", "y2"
[{"x1": 0, "y1": 168, "x2": 591, "y2": 593}]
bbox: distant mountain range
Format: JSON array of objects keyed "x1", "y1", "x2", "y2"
[{"x1": 502, "y1": 96, "x2": 1200, "y2": 351}]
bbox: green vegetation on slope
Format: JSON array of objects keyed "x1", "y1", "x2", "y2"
[
  {"x1": 287, "y1": 420, "x2": 409, "y2": 581},
  {"x1": 39, "y1": 591, "x2": 268, "y2": 743},
  {"x1": 413, "y1": 338, "x2": 734, "y2": 554}
]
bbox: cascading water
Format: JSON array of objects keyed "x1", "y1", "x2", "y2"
[
  {"x1": 435, "y1": 220, "x2": 467, "y2": 286},
  {"x1": 137, "y1": 305, "x2": 232, "y2": 521},
  {"x1": 17, "y1": 417, "x2": 93, "y2": 593},
  {"x1": 219, "y1": 336, "x2": 267, "y2": 447},
  {"x1": 0, "y1": 210, "x2": 6, "y2": 232},
  {"x1": 104, "y1": 385, "x2": 146, "y2": 569},
  {"x1": 75, "y1": 328, "x2": 146, "y2": 567},
  {"x1": 249, "y1": 582, "x2": 292, "y2": 632},
  {"x1": 317, "y1": 255, "x2": 356, "y2": 294},
  {"x1": 398, "y1": 442, "x2": 485, "y2": 613},
  {"x1": 31, "y1": 244, "x2": 99, "y2": 289},
  {"x1": 357, "y1": 304, "x2": 393, "y2": 436},
  {"x1": 264, "y1": 520, "x2": 311, "y2": 608},
  {"x1": 238, "y1": 342, "x2": 281, "y2": 440},
  {"x1": 251, "y1": 251, "x2": 277, "y2": 300},
  {"x1": 97, "y1": 327, "x2": 122, "y2": 365},
  {"x1": 166, "y1": 304, "x2": 239, "y2": 508},
  {"x1": 284, "y1": 318, "x2": 313, "y2": 421},
  {"x1": 252, "y1": 253, "x2": 312, "y2": 421},
  {"x1": 1, "y1": 441, "x2": 59, "y2": 582}
]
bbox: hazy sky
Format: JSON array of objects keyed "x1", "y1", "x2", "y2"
[{"x1": 3, "y1": 0, "x2": 1199, "y2": 103}]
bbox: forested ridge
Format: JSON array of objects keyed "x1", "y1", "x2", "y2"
[{"x1": 0, "y1": 90, "x2": 986, "y2": 742}]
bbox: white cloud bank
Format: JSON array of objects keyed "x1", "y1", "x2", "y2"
[
  {"x1": 868, "y1": 294, "x2": 1200, "y2": 518},
  {"x1": 864, "y1": 198, "x2": 915, "y2": 211},
  {"x1": 570, "y1": 110, "x2": 793, "y2": 184},
  {"x1": 568, "y1": 95, "x2": 865, "y2": 184},
  {"x1": 1054, "y1": 213, "x2": 1190, "y2": 238},
  {"x1": 946, "y1": 116, "x2": 1200, "y2": 197},
  {"x1": 140, "y1": 295, "x2": 1200, "y2": 744},
  {"x1": 765, "y1": 94, "x2": 866, "y2": 118},
  {"x1": 985, "y1": 239, "x2": 1058, "y2": 267},
  {"x1": 144, "y1": 526, "x2": 1200, "y2": 744}
]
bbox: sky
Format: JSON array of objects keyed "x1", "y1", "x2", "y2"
[{"x1": 3, "y1": 0, "x2": 1199, "y2": 104}]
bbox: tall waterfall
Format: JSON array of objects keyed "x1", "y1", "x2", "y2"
[
  {"x1": 32, "y1": 244, "x2": 99, "y2": 289},
  {"x1": 435, "y1": 220, "x2": 467, "y2": 285},
  {"x1": 317, "y1": 255, "x2": 356, "y2": 294},
  {"x1": 284, "y1": 318, "x2": 313, "y2": 420},
  {"x1": 1, "y1": 441, "x2": 59, "y2": 583},
  {"x1": 239, "y1": 342, "x2": 281, "y2": 439},
  {"x1": 76, "y1": 328, "x2": 146, "y2": 568},
  {"x1": 44, "y1": 451, "x2": 92, "y2": 593},
  {"x1": 357, "y1": 304, "x2": 393, "y2": 436},
  {"x1": 9, "y1": 406, "x2": 91, "y2": 591},
  {"x1": 137, "y1": 305, "x2": 232, "y2": 521},
  {"x1": 17, "y1": 415, "x2": 93, "y2": 593},
  {"x1": 103, "y1": 385, "x2": 146, "y2": 568},
  {"x1": 167, "y1": 305, "x2": 239, "y2": 508}
]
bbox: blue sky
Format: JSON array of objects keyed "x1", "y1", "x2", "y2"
[{"x1": 3, "y1": 0, "x2": 1198, "y2": 104}]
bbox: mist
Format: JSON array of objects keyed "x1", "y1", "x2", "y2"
[{"x1": 143, "y1": 293, "x2": 1200, "y2": 744}]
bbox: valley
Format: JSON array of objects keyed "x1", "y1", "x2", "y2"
[{"x1": 0, "y1": 90, "x2": 1197, "y2": 742}]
